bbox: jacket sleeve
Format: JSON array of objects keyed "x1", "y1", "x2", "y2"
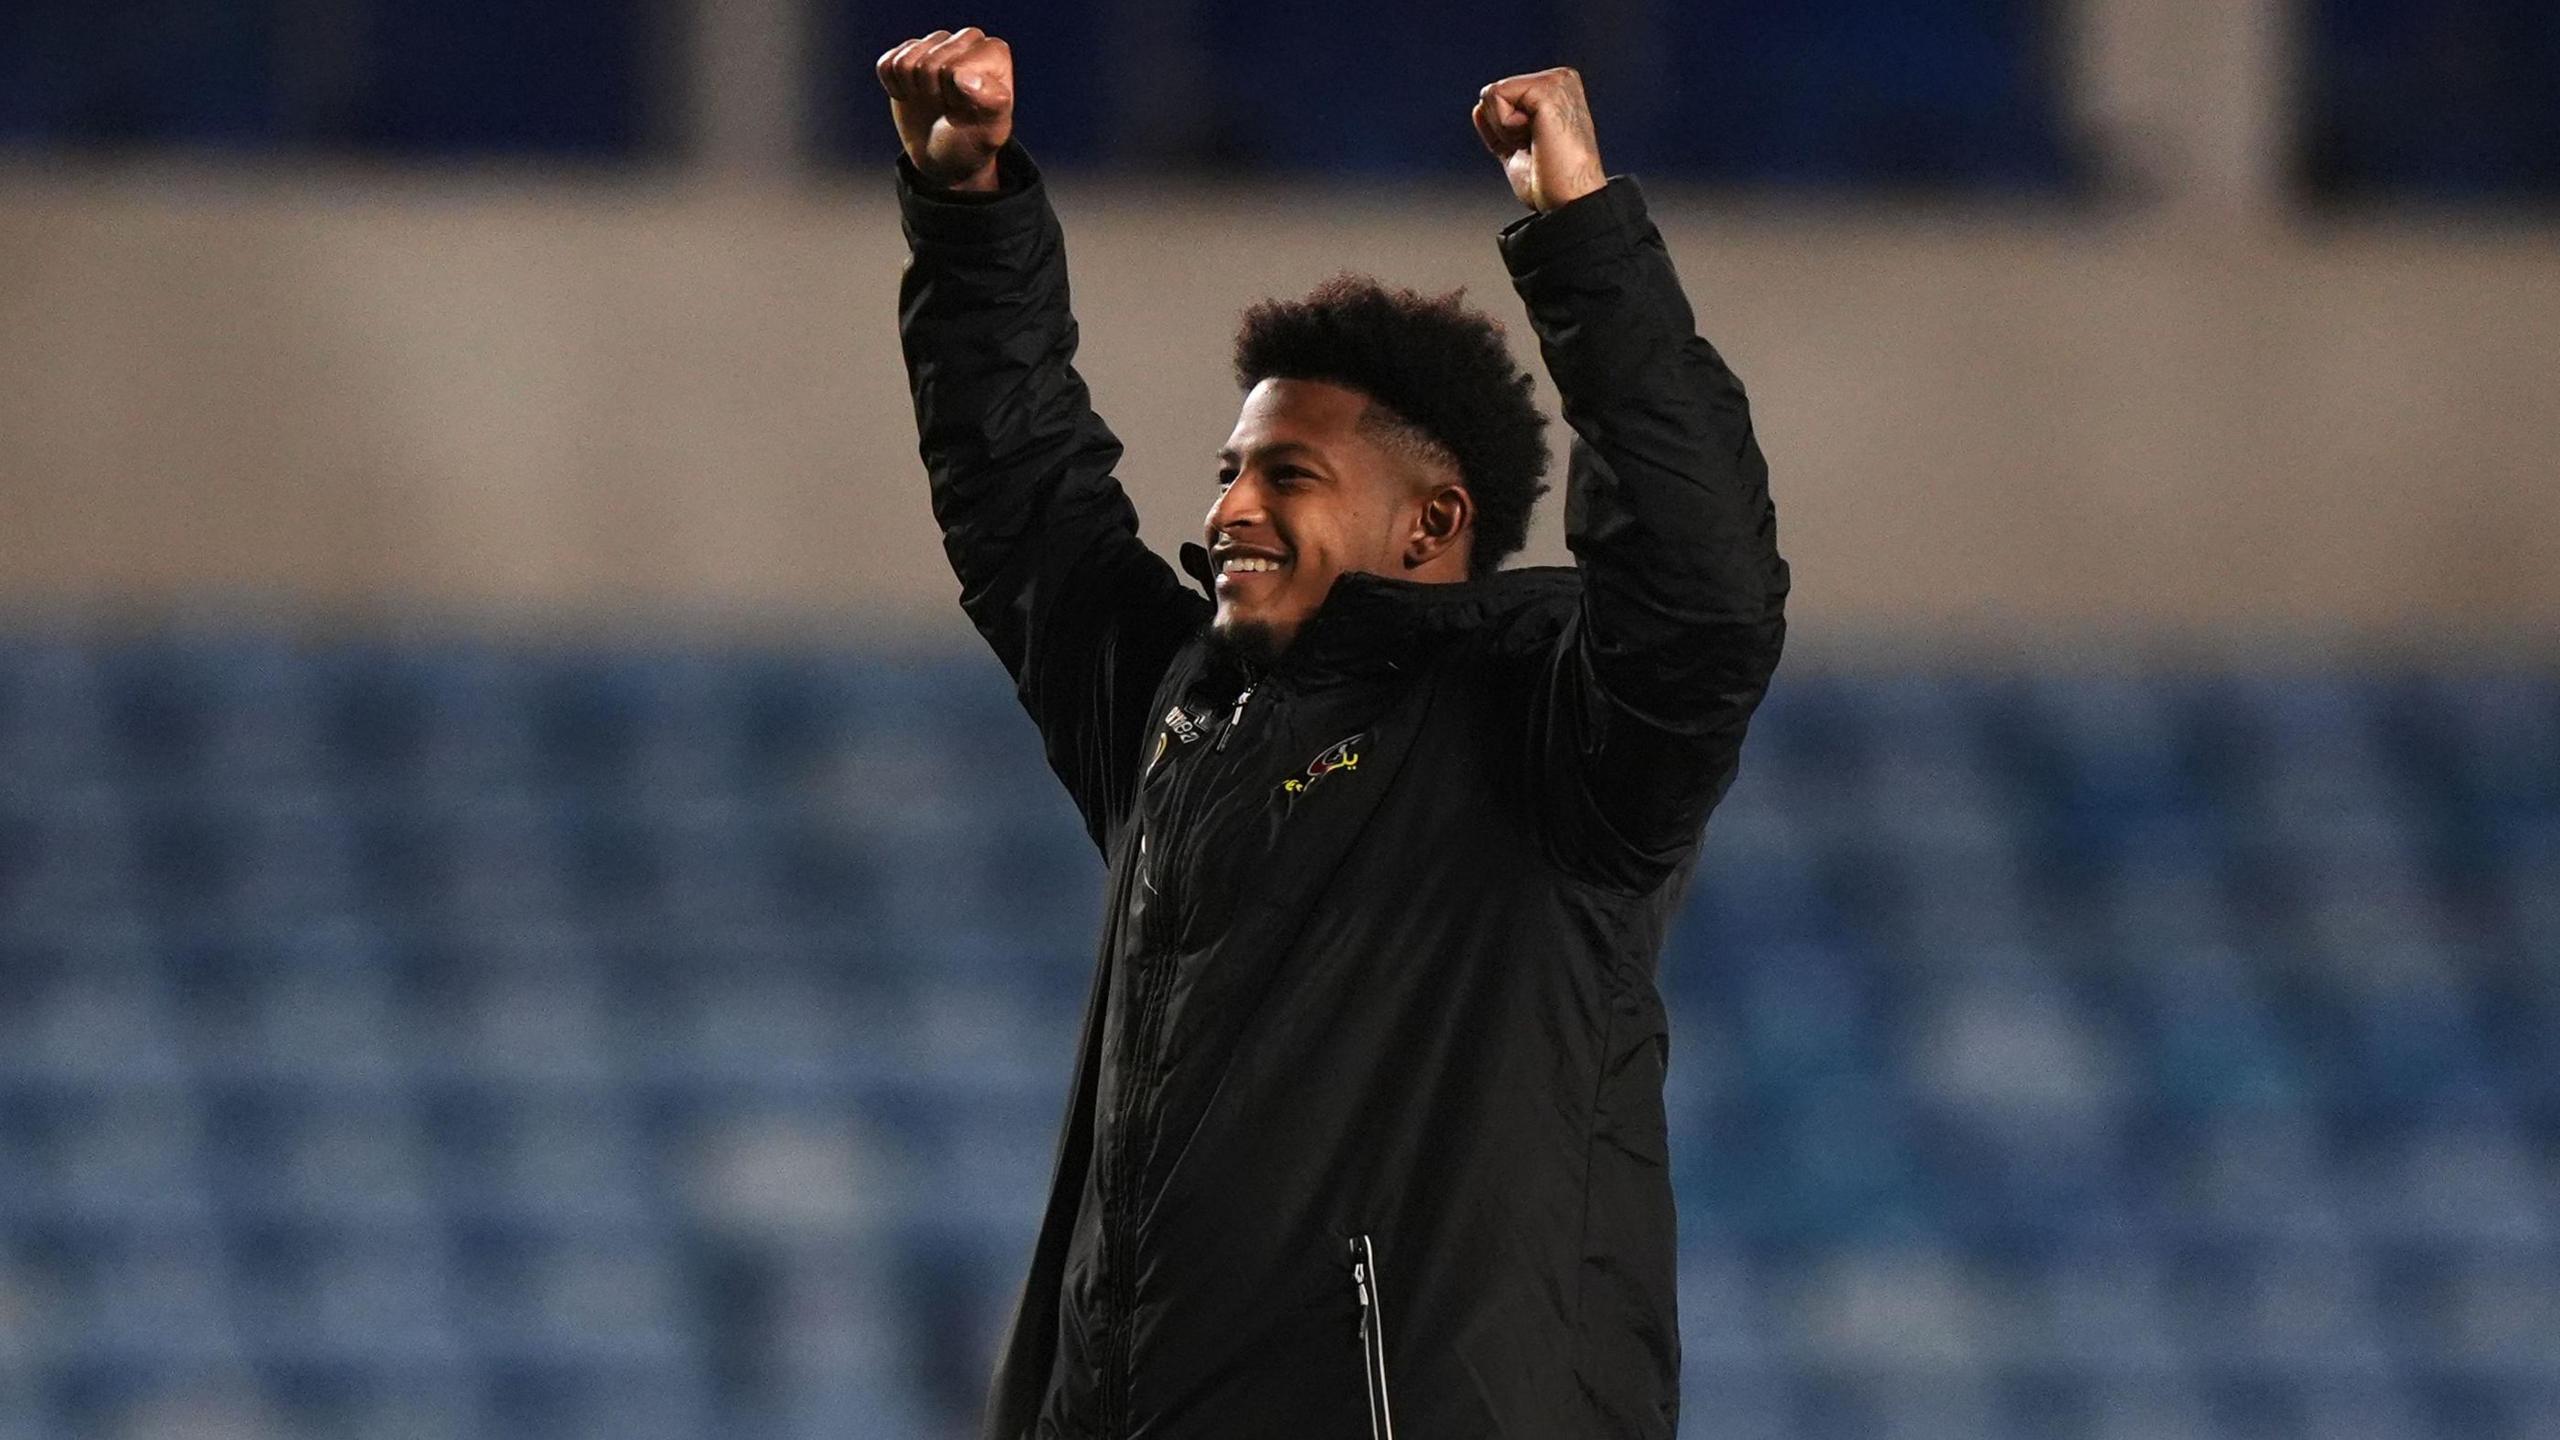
[
  {"x1": 897, "y1": 143, "x2": 1212, "y2": 849},
  {"x1": 1499, "y1": 176, "x2": 1790, "y2": 893}
]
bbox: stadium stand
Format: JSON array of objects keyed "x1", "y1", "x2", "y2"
[{"x1": 0, "y1": 627, "x2": 2554, "y2": 1439}]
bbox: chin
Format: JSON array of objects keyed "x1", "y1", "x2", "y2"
[{"x1": 1206, "y1": 613, "x2": 1289, "y2": 671}]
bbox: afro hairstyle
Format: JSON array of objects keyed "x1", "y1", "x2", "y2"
[{"x1": 1231, "y1": 274, "x2": 1550, "y2": 572}]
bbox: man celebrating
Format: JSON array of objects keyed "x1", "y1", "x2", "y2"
[{"x1": 881, "y1": 26, "x2": 1786, "y2": 1438}]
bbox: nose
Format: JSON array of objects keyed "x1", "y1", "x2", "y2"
[{"x1": 1206, "y1": 472, "x2": 1266, "y2": 540}]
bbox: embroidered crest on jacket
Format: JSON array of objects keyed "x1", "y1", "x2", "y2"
[{"x1": 1280, "y1": 734, "x2": 1365, "y2": 797}]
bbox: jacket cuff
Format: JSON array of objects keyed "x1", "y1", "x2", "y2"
[
  {"x1": 896, "y1": 140, "x2": 1047, "y2": 242},
  {"x1": 1495, "y1": 174, "x2": 1649, "y2": 275}
]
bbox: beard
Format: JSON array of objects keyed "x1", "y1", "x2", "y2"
[{"x1": 1204, "y1": 613, "x2": 1288, "y2": 673}]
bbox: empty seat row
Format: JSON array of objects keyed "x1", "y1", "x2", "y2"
[{"x1": 0, "y1": 627, "x2": 2552, "y2": 1438}]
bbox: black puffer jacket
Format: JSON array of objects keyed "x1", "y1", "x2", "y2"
[{"x1": 895, "y1": 142, "x2": 1787, "y2": 1439}]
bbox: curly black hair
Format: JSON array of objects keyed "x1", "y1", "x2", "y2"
[{"x1": 1233, "y1": 275, "x2": 1550, "y2": 572}]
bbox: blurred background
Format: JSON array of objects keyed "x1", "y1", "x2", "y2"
[{"x1": 1, "y1": 1, "x2": 2555, "y2": 1438}]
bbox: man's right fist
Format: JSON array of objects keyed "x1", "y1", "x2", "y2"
[{"x1": 877, "y1": 27, "x2": 1014, "y2": 193}]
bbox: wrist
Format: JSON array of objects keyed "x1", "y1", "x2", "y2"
[
  {"x1": 1536, "y1": 164, "x2": 1608, "y2": 213},
  {"x1": 938, "y1": 154, "x2": 1003, "y2": 193},
  {"x1": 1498, "y1": 175, "x2": 1646, "y2": 274},
  {"x1": 897, "y1": 142, "x2": 1043, "y2": 223}
]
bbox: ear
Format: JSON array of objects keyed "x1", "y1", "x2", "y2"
[{"x1": 1404, "y1": 484, "x2": 1474, "y2": 572}]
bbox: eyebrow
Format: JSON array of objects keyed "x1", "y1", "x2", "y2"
[{"x1": 1216, "y1": 440, "x2": 1326, "y2": 466}]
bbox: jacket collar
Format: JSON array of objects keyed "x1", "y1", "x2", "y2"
[{"x1": 1179, "y1": 541, "x2": 1578, "y2": 688}]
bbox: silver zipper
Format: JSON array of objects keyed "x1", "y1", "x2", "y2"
[
  {"x1": 1349, "y1": 1234, "x2": 1397, "y2": 1440},
  {"x1": 1213, "y1": 684, "x2": 1256, "y2": 752}
]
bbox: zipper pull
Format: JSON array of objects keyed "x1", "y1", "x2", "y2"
[
  {"x1": 1348, "y1": 1234, "x2": 1396, "y2": 1440},
  {"x1": 1214, "y1": 684, "x2": 1256, "y2": 752}
]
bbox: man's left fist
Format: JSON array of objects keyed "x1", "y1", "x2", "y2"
[{"x1": 1472, "y1": 68, "x2": 1608, "y2": 213}]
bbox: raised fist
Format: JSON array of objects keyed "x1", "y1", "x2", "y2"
[
  {"x1": 876, "y1": 27, "x2": 1014, "y2": 192},
  {"x1": 1471, "y1": 68, "x2": 1607, "y2": 213}
]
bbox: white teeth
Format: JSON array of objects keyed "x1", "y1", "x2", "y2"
[{"x1": 1226, "y1": 556, "x2": 1282, "y2": 573}]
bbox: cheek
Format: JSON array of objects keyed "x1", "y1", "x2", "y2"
[
  {"x1": 1293, "y1": 504, "x2": 1364, "y2": 557},
  {"x1": 1310, "y1": 507, "x2": 1396, "y2": 570}
]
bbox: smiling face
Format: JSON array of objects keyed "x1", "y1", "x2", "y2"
[{"x1": 1205, "y1": 378, "x2": 1475, "y2": 664}]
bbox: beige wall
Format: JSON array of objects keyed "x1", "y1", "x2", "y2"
[{"x1": 2, "y1": 165, "x2": 2553, "y2": 651}]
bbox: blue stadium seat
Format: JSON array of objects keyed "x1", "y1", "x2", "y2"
[
  {"x1": 896, "y1": 974, "x2": 1083, "y2": 1104},
  {"x1": 267, "y1": 1365, "x2": 485, "y2": 1440},
  {"x1": 2075, "y1": 1377, "x2": 2220, "y2": 1440},
  {"x1": 635, "y1": 952, "x2": 863, "y2": 1095},
  {"x1": 208, "y1": 1094, "x2": 437, "y2": 1228},
  {"x1": 759, "y1": 810, "x2": 892, "y2": 930},
  {"x1": 479, "y1": 1357, "x2": 716, "y2": 1440},
  {"x1": 0, "y1": 791, "x2": 144, "y2": 930},
  {"x1": 94, "y1": 634, "x2": 316, "y2": 787},
  {"x1": 0, "y1": 930, "x2": 188, "y2": 1093},
  {"x1": 161, "y1": 784, "x2": 372, "y2": 923},
  {"x1": 355, "y1": 646, "x2": 550, "y2": 789},
  {"x1": 172, "y1": 922, "x2": 412, "y2": 1093},
  {"x1": 1, "y1": 626, "x2": 2554, "y2": 1436},
  {"x1": 2291, "y1": 1378, "x2": 2443, "y2": 1440},
  {"x1": 1773, "y1": 1243, "x2": 1998, "y2": 1382},
  {"x1": 775, "y1": 1377, "x2": 938, "y2": 1440},
  {"x1": 2081, "y1": 832, "x2": 2245, "y2": 961},
  {"x1": 2165, "y1": 1112, "x2": 2352, "y2": 1245},
  {"x1": 2020, "y1": 671, "x2": 2209, "y2": 820},
  {"x1": 728, "y1": 652, "x2": 869, "y2": 789},
  {"x1": 520, "y1": 652, "x2": 729, "y2": 794},
  {"x1": 2368, "y1": 1126, "x2": 2551, "y2": 1249},
  {"x1": 55, "y1": 1222, "x2": 248, "y2": 1368},
  {"x1": 1678, "y1": 1242, "x2": 1779, "y2": 1373},
  {"x1": 671, "y1": 1097, "x2": 903, "y2": 1242},
  {"x1": 398, "y1": 790, "x2": 583, "y2": 927},
  {"x1": 410, "y1": 928, "x2": 621, "y2": 1095},
  {"x1": 1677, "y1": 829, "x2": 1847, "y2": 960},
  {"x1": 10, "y1": 1086, "x2": 215, "y2": 1230},
  {"x1": 457, "y1": 1226, "x2": 698, "y2": 1370},
  {"x1": 0, "y1": 635, "x2": 116, "y2": 784},
  {"x1": 2220, "y1": 1241, "x2": 2395, "y2": 1378},
  {"x1": 2028, "y1": 1247, "x2": 2192, "y2": 1381},
  {"x1": 45, "y1": 1367, "x2": 289, "y2": 1440},
  {"x1": 908, "y1": 1102, "x2": 1064, "y2": 1240},
  {"x1": 2130, "y1": 945, "x2": 2315, "y2": 1117},
  {"x1": 0, "y1": 1234, "x2": 65, "y2": 1374},
  {"x1": 2417, "y1": 672, "x2": 2560, "y2": 822},
  {"x1": 679, "y1": 1233, "x2": 942, "y2": 1439},
  {"x1": 427, "y1": 1092, "x2": 654, "y2": 1228},
  {"x1": 1675, "y1": 1364, "x2": 1794, "y2": 1440},
  {"x1": 231, "y1": 1223, "x2": 467, "y2": 1370},
  {"x1": 624, "y1": 793, "x2": 776, "y2": 929}
]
